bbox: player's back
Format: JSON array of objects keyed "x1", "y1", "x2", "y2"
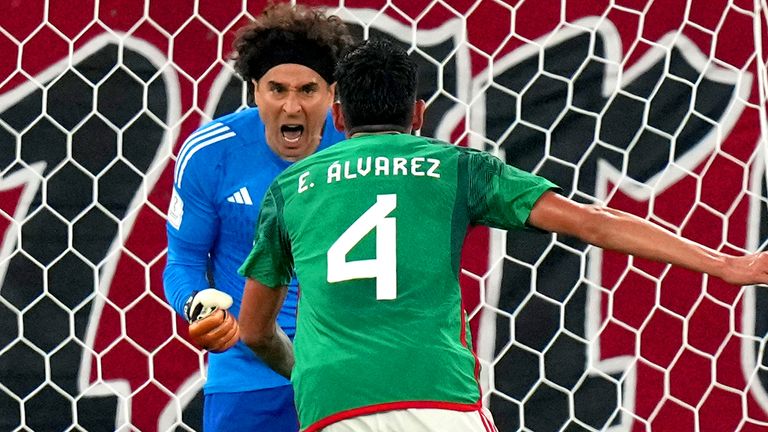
[
  {"x1": 274, "y1": 133, "x2": 481, "y2": 427},
  {"x1": 282, "y1": 132, "x2": 467, "y2": 300}
]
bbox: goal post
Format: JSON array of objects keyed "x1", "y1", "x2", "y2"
[{"x1": 0, "y1": 0, "x2": 767, "y2": 430}]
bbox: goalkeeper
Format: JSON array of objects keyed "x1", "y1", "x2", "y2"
[
  {"x1": 237, "y1": 38, "x2": 768, "y2": 432},
  {"x1": 162, "y1": 2, "x2": 351, "y2": 430}
]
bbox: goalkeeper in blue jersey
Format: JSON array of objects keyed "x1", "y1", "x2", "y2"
[
  {"x1": 162, "y1": 3, "x2": 352, "y2": 431},
  {"x1": 237, "y1": 39, "x2": 768, "y2": 432}
]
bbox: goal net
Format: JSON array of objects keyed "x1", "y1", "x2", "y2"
[{"x1": 1, "y1": 0, "x2": 767, "y2": 430}]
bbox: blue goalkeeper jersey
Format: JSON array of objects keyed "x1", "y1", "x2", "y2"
[{"x1": 163, "y1": 107, "x2": 344, "y2": 393}]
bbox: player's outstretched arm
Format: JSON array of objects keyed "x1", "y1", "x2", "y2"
[
  {"x1": 527, "y1": 191, "x2": 768, "y2": 286},
  {"x1": 239, "y1": 277, "x2": 294, "y2": 378}
]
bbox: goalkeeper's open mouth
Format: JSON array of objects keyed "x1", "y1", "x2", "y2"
[{"x1": 281, "y1": 124, "x2": 304, "y2": 144}]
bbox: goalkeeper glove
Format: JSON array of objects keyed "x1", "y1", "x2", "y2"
[{"x1": 184, "y1": 288, "x2": 240, "y2": 353}]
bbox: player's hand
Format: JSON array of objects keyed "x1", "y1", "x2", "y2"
[
  {"x1": 184, "y1": 289, "x2": 240, "y2": 352},
  {"x1": 189, "y1": 309, "x2": 240, "y2": 352},
  {"x1": 722, "y1": 252, "x2": 768, "y2": 286}
]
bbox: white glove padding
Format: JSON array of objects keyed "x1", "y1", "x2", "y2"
[{"x1": 184, "y1": 288, "x2": 234, "y2": 323}]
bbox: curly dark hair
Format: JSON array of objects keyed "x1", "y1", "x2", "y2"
[{"x1": 232, "y1": 2, "x2": 353, "y2": 84}]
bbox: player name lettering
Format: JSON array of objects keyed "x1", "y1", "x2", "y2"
[
  {"x1": 327, "y1": 156, "x2": 441, "y2": 184},
  {"x1": 297, "y1": 157, "x2": 441, "y2": 194}
]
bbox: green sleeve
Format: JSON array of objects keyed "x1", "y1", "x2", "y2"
[
  {"x1": 466, "y1": 150, "x2": 559, "y2": 229},
  {"x1": 238, "y1": 184, "x2": 293, "y2": 288}
]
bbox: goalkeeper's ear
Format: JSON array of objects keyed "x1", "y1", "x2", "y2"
[{"x1": 184, "y1": 288, "x2": 234, "y2": 323}]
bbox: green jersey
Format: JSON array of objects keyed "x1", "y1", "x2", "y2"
[{"x1": 239, "y1": 134, "x2": 557, "y2": 431}]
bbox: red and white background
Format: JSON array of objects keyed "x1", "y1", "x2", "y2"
[{"x1": 1, "y1": 0, "x2": 767, "y2": 430}]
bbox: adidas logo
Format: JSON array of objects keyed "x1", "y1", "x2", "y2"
[{"x1": 227, "y1": 187, "x2": 253, "y2": 205}]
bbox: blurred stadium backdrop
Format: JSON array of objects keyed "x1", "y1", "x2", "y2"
[{"x1": 1, "y1": 0, "x2": 768, "y2": 430}]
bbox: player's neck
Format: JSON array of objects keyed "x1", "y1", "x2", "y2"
[{"x1": 348, "y1": 124, "x2": 409, "y2": 137}]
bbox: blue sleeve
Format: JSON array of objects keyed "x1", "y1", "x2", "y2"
[{"x1": 163, "y1": 140, "x2": 221, "y2": 318}]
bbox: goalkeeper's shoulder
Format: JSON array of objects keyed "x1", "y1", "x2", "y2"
[{"x1": 177, "y1": 110, "x2": 256, "y2": 178}]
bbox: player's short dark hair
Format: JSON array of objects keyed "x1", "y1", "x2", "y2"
[
  {"x1": 335, "y1": 39, "x2": 418, "y2": 131},
  {"x1": 232, "y1": 2, "x2": 352, "y2": 84}
]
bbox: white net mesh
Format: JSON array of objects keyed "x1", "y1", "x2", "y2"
[{"x1": 1, "y1": 0, "x2": 767, "y2": 430}]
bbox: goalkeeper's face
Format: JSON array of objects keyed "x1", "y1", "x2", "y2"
[{"x1": 254, "y1": 63, "x2": 335, "y2": 162}]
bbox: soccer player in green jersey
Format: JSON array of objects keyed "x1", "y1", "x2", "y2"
[{"x1": 237, "y1": 39, "x2": 768, "y2": 432}]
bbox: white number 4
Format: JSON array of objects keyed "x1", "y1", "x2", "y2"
[{"x1": 327, "y1": 194, "x2": 397, "y2": 300}]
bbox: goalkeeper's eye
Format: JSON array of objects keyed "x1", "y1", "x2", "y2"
[
  {"x1": 269, "y1": 83, "x2": 286, "y2": 94},
  {"x1": 300, "y1": 83, "x2": 319, "y2": 95}
]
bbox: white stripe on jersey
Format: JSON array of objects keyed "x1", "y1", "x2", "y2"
[
  {"x1": 175, "y1": 123, "x2": 236, "y2": 188},
  {"x1": 174, "y1": 122, "x2": 227, "y2": 180},
  {"x1": 239, "y1": 186, "x2": 253, "y2": 205}
]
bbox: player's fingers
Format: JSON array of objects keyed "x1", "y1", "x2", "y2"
[
  {"x1": 189, "y1": 310, "x2": 234, "y2": 351},
  {"x1": 202, "y1": 311, "x2": 237, "y2": 340},
  {"x1": 190, "y1": 310, "x2": 240, "y2": 352},
  {"x1": 188, "y1": 309, "x2": 226, "y2": 340},
  {"x1": 207, "y1": 316, "x2": 240, "y2": 352},
  {"x1": 204, "y1": 312, "x2": 238, "y2": 350}
]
